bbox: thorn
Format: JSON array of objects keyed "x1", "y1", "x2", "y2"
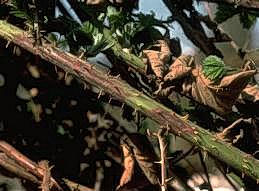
[
  {"x1": 166, "y1": 157, "x2": 174, "y2": 160},
  {"x1": 165, "y1": 177, "x2": 174, "y2": 183},
  {"x1": 55, "y1": 65, "x2": 58, "y2": 74},
  {"x1": 174, "y1": 134, "x2": 177, "y2": 141},
  {"x1": 78, "y1": 51, "x2": 85, "y2": 59},
  {"x1": 146, "y1": 129, "x2": 151, "y2": 136},
  {"x1": 163, "y1": 142, "x2": 168, "y2": 151},
  {"x1": 6, "y1": 40, "x2": 11, "y2": 48},
  {"x1": 114, "y1": 74, "x2": 120, "y2": 79},
  {"x1": 180, "y1": 114, "x2": 189, "y2": 121},
  {"x1": 105, "y1": 71, "x2": 111, "y2": 80},
  {"x1": 158, "y1": 180, "x2": 162, "y2": 186},
  {"x1": 53, "y1": 41, "x2": 57, "y2": 47},
  {"x1": 132, "y1": 92, "x2": 141, "y2": 97},
  {"x1": 64, "y1": 72, "x2": 68, "y2": 81},
  {"x1": 49, "y1": 165, "x2": 54, "y2": 171},
  {"x1": 46, "y1": 46, "x2": 52, "y2": 53},
  {"x1": 242, "y1": 172, "x2": 245, "y2": 179},
  {"x1": 83, "y1": 82, "x2": 87, "y2": 90},
  {"x1": 133, "y1": 108, "x2": 137, "y2": 115},
  {"x1": 154, "y1": 160, "x2": 162, "y2": 164},
  {"x1": 203, "y1": 151, "x2": 207, "y2": 161},
  {"x1": 166, "y1": 123, "x2": 169, "y2": 130},
  {"x1": 98, "y1": 89, "x2": 103, "y2": 99},
  {"x1": 163, "y1": 127, "x2": 169, "y2": 136},
  {"x1": 13, "y1": 46, "x2": 16, "y2": 54},
  {"x1": 147, "y1": 129, "x2": 156, "y2": 137},
  {"x1": 108, "y1": 97, "x2": 112, "y2": 104},
  {"x1": 120, "y1": 103, "x2": 125, "y2": 111},
  {"x1": 161, "y1": 185, "x2": 166, "y2": 191}
]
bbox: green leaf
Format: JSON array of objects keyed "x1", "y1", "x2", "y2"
[
  {"x1": 239, "y1": 12, "x2": 257, "y2": 29},
  {"x1": 97, "y1": 13, "x2": 105, "y2": 22},
  {"x1": 138, "y1": 12, "x2": 157, "y2": 27},
  {"x1": 10, "y1": 10, "x2": 29, "y2": 19},
  {"x1": 81, "y1": 21, "x2": 114, "y2": 54},
  {"x1": 201, "y1": 55, "x2": 227, "y2": 82},
  {"x1": 93, "y1": 33, "x2": 104, "y2": 46},
  {"x1": 121, "y1": 22, "x2": 144, "y2": 46},
  {"x1": 80, "y1": 21, "x2": 100, "y2": 37},
  {"x1": 9, "y1": 0, "x2": 33, "y2": 22},
  {"x1": 215, "y1": 4, "x2": 257, "y2": 29},
  {"x1": 106, "y1": 6, "x2": 126, "y2": 29},
  {"x1": 215, "y1": 4, "x2": 238, "y2": 23},
  {"x1": 88, "y1": 33, "x2": 114, "y2": 54},
  {"x1": 57, "y1": 126, "x2": 66, "y2": 135}
]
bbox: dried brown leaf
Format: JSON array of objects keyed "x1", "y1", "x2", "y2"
[
  {"x1": 188, "y1": 62, "x2": 256, "y2": 114},
  {"x1": 143, "y1": 40, "x2": 171, "y2": 79},
  {"x1": 117, "y1": 145, "x2": 135, "y2": 190},
  {"x1": 157, "y1": 40, "x2": 171, "y2": 64},
  {"x1": 155, "y1": 86, "x2": 175, "y2": 97},
  {"x1": 164, "y1": 55, "x2": 193, "y2": 82},
  {"x1": 143, "y1": 50, "x2": 165, "y2": 79},
  {"x1": 120, "y1": 134, "x2": 160, "y2": 185},
  {"x1": 240, "y1": 84, "x2": 259, "y2": 102}
]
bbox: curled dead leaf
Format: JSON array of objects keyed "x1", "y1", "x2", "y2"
[
  {"x1": 156, "y1": 40, "x2": 171, "y2": 64},
  {"x1": 120, "y1": 134, "x2": 160, "y2": 185},
  {"x1": 143, "y1": 50, "x2": 166, "y2": 79},
  {"x1": 164, "y1": 55, "x2": 194, "y2": 82},
  {"x1": 240, "y1": 84, "x2": 259, "y2": 103},
  {"x1": 143, "y1": 40, "x2": 171, "y2": 79},
  {"x1": 116, "y1": 144, "x2": 135, "y2": 190},
  {"x1": 187, "y1": 62, "x2": 256, "y2": 114}
]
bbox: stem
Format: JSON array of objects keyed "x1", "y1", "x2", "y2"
[
  {"x1": 0, "y1": 20, "x2": 259, "y2": 181},
  {"x1": 197, "y1": 0, "x2": 259, "y2": 10},
  {"x1": 157, "y1": 129, "x2": 168, "y2": 191},
  {"x1": 198, "y1": 151, "x2": 213, "y2": 191},
  {"x1": 79, "y1": 17, "x2": 258, "y2": 111}
]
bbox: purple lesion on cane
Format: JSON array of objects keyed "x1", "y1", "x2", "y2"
[{"x1": 151, "y1": 108, "x2": 195, "y2": 135}]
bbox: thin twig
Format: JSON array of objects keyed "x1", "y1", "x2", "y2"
[
  {"x1": 214, "y1": 158, "x2": 239, "y2": 191},
  {"x1": 94, "y1": 161, "x2": 104, "y2": 191},
  {"x1": 1, "y1": 20, "x2": 259, "y2": 180},
  {"x1": 185, "y1": 159, "x2": 207, "y2": 183},
  {"x1": 157, "y1": 129, "x2": 168, "y2": 191},
  {"x1": 0, "y1": 141, "x2": 62, "y2": 190},
  {"x1": 173, "y1": 145, "x2": 195, "y2": 164},
  {"x1": 148, "y1": 128, "x2": 169, "y2": 191},
  {"x1": 198, "y1": 0, "x2": 259, "y2": 10},
  {"x1": 198, "y1": 151, "x2": 213, "y2": 191},
  {"x1": 39, "y1": 160, "x2": 51, "y2": 191},
  {"x1": 0, "y1": 153, "x2": 39, "y2": 183},
  {"x1": 63, "y1": 178, "x2": 94, "y2": 191},
  {"x1": 216, "y1": 118, "x2": 251, "y2": 141}
]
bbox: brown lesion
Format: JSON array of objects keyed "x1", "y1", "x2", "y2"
[{"x1": 151, "y1": 108, "x2": 195, "y2": 136}]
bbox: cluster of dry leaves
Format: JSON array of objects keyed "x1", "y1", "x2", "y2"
[{"x1": 143, "y1": 40, "x2": 258, "y2": 114}]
